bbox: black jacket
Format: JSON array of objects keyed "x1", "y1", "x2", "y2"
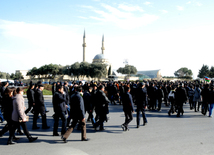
[
  {"x1": 156, "y1": 89, "x2": 164, "y2": 100},
  {"x1": 2, "y1": 95, "x2": 13, "y2": 120},
  {"x1": 95, "y1": 90, "x2": 110, "y2": 114},
  {"x1": 34, "y1": 89, "x2": 45, "y2": 111},
  {"x1": 52, "y1": 85, "x2": 56, "y2": 96},
  {"x1": 122, "y1": 92, "x2": 134, "y2": 112},
  {"x1": 63, "y1": 86, "x2": 70, "y2": 105},
  {"x1": 53, "y1": 91, "x2": 67, "y2": 113},
  {"x1": 208, "y1": 90, "x2": 214, "y2": 104},
  {"x1": 27, "y1": 89, "x2": 35, "y2": 104},
  {"x1": 70, "y1": 92, "x2": 85, "y2": 120},
  {"x1": 83, "y1": 91, "x2": 92, "y2": 111},
  {"x1": 175, "y1": 87, "x2": 188, "y2": 103},
  {"x1": 135, "y1": 87, "x2": 148, "y2": 108},
  {"x1": 0, "y1": 86, "x2": 6, "y2": 105},
  {"x1": 201, "y1": 88, "x2": 210, "y2": 103}
]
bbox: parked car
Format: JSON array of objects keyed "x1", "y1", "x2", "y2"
[
  {"x1": 42, "y1": 81, "x2": 49, "y2": 84},
  {"x1": 1, "y1": 81, "x2": 14, "y2": 87}
]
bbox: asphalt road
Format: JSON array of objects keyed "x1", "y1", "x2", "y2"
[{"x1": 0, "y1": 98, "x2": 214, "y2": 155}]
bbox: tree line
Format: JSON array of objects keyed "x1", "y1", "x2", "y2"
[
  {"x1": 0, "y1": 71, "x2": 23, "y2": 80},
  {"x1": 197, "y1": 64, "x2": 214, "y2": 78},
  {"x1": 27, "y1": 62, "x2": 108, "y2": 80},
  {"x1": 171, "y1": 65, "x2": 214, "y2": 79}
]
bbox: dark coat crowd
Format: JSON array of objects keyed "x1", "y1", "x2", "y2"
[{"x1": 1, "y1": 79, "x2": 214, "y2": 144}]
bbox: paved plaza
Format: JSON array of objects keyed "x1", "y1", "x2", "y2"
[{"x1": 0, "y1": 98, "x2": 214, "y2": 155}]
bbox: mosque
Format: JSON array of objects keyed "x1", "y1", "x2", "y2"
[
  {"x1": 82, "y1": 30, "x2": 112, "y2": 75},
  {"x1": 82, "y1": 30, "x2": 161, "y2": 80}
]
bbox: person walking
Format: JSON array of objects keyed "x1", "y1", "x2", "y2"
[
  {"x1": 53, "y1": 85, "x2": 67, "y2": 136},
  {"x1": 168, "y1": 86, "x2": 176, "y2": 116},
  {"x1": 175, "y1": 83, "x2": 188, "y2": 117},
  {"x1": 8, "y1": 87, "x2": 37, "y2": 145},
  {"x1": 61, "y1": 86, "x2": 88, "y2": 143},
  {"x1": 93, "y1": 85, "x2": 110, "y2": 131},
  {"x1": 0, "y1": 88, "x2": 16, "y2": 137},
  {"x1": 83, "y1": 87, "x2": 95, "y2": 125},
  {"x1": 32, "y1": 84, "x2": 50, "y2": 129},
  {"x1": 201, "y1": 84, "x2": 210, "y2": 116},
  {"x1": 25, "y1": 83, "x2": 35, "y2": 114},
  {"x1": 193, "y1": 84, "x2": 202, "y2": 112},
  {"x1": 188, "y1": 85, "x2": 195, "y2": 110},
  {"x1": 135, "y1": 82, "x2": 148, "y2": 128},
  {"x1": 208, "y1": 86, "x2": 214, "y2": 117},
  {"x1": 0, "y1": 81, "x2": 8, "y2": 123},
  {"x1": 121, "y1": 86, "x2": 134, "y2": 131},
  {"x1": 156, "y1": 85, "x2": 164, "y2": 111}
]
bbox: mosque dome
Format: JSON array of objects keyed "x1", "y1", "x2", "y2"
[{"x1": 93, "y1": 54, "x2": 107, "y2": 60}]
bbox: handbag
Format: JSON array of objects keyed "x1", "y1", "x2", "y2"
[{"x1": 19, "y1": 116, "x2": 29, "y2": 122}]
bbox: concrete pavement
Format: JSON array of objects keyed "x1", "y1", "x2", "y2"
[{"x1": 0, "y1": 99, "x2": 214, "y2": 155}]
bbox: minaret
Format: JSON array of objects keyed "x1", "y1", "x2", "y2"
[
  {"x1": 101, "y1": 34, "x2": 105, "y2": 54},
  {"x1": 82, "y1": 30, "x2": 86, "y2": 62}
]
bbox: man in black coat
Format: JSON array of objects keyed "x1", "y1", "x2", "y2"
[
  {"x1": 62, "y1": 86, "x2": 88, "y2": 143},
  {"x1": 121, "y1": 86, "x2": 134, "y2": 131},
  {"x1": 53, "y1": 85, "x2": 67, "y2": 136},
  {"x1": 25, "y1": 84, "x2": 35, "y2": 114},
  {"x1": 33, "y1": 84, "x2": 50, "y2": 129},
  {"x1": 52, "y1": 82, "x2": 57, "y2": 96},
  {"x1": 148, "y1": 83, "x2": 156, "y2": 110},
  {"x1": 94, "y1": 85, "x2": 110, "y2": 130},
  {"x1": 156, "y1": 85, "x2": 164, "y2": 111},
  {"x1": 175, "y1": 83, "x2": 188, "y2": 117},
  {"x1": 135, "y1": 82, "x2": 148, "y2": 128},
  {"x1": 83, "y1": 87, "x2": 95, "y2": 125},
  {"x1": 63, "y1": 81, "x2": 71, "y2": 126},
  {"x1": 162, "y1": 84, "x2": 168, "y2": 106},
  {"x1": 0, "y1": 81, "x2": 8, "y2": 123}
]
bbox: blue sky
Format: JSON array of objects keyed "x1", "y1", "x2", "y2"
[{"x1": 0, "y1": 0, "x2": 214, "y2": 78}]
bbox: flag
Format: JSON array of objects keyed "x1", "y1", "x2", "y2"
[{"x1": 205, "y1": 76, "x2": 210, "y2": 82}]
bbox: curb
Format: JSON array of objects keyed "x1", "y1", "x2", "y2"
[{"x1": 23, "y1": 95, "x2": 52, "y2": 98}]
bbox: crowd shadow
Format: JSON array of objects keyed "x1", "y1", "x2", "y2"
[{"x1": 0, "y1": 100, "x2": 209, "y2": 145}]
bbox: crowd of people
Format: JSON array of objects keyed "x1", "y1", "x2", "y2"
[{"x1": 0, "y1": 79, "x2": 214, "y2": 145}]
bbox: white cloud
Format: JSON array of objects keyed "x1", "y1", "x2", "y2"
[
  {"x1": 78, "y1": 16, "x2": 88, "y2": 19},
  {"x1": 89, "y1": 3, "x2": 158, "y2": 29},
  {"x1": 1, "y1": 19, "x2": 214, "y2": 78},
  {"x1": 187, "y1": 1, "x2": 191, "y2": 4},
  {"x1": 144, "y1": 2, "x2": 152, "y2": 5},
  {"x1": 0, "y1": 19, "x2": 84, "y2": 72},
  {"x1": 196, "y1": 2, "x2": 202, "y2": 6},
  {"x1": 118, "y1": 4, "x2": 144, "y2": 12},
  {"x1": 160, "y1": 10, "x2": 168, "y2": 14},
  {"x1": 80, "y1": 5, "x2": 94, "y2": 9},
  {"x1": 177, "y1": 6, "x2": 184, "y2": 11}
]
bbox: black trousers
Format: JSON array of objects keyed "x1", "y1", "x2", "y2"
[
  {"x1": 157, "y1": 99, "x2": 162, "y2": 110},
  {"x1": 168, "y1": 99, "x2": 175, "y2": 114},
  {"x1": 53, "y1": 112, "x2": 67, "y2": 135},
  {"x1": 177, "y1": 102, "x2": 184, "y2": 116},
  {"x1": 86, "y1": 110, "x2": 95, "y2": 125},
  {"x1": 33, "y1": 108, "x2": 48, "y2": 128},
  {"x1": 202, "y1": 102, "x2": 208, "y2": 115},
  {"x1": 0, "y1": 119, "x2": 12, "y2": 135},
  {"x1": 25, "y1": 103, "x2": 34, "y2": 114},
  {"x1": 136, "y1": 107, "x2": 147, "y2": 125},
  {"x1": 123, "y1": 110, "x2": 133, "y2": 127},
  {"x1": 94, "y1": 113, "x2": 106, "y2": 129},
  {"x1": 8, "y1": 121, "x2": 31, "y2": 141},
  {"x1": 150, "y1": 99, "x2": 156, "y2": 110},
  {"x1": 63, "y1": 119, "x2": 86, "y2": 140},
  {"x1": 189, "y1": 97, "x2": 194, "y2": 109}
]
